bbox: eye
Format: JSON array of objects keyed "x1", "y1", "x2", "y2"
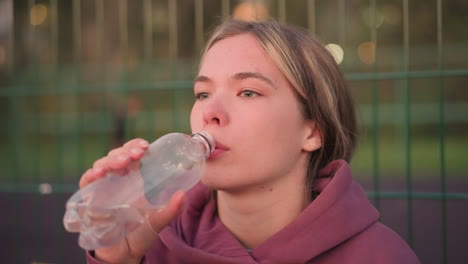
[
  {"x1": 239, "y1": 90, "x2": 260, "y2": 98},
  {"x1": 195, "y1": 92, "x2": 210, "y2": 100}
]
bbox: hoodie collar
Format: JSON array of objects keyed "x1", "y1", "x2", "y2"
[{"x1": 251, "y1": 160, "x2": 380, "y2": 263}]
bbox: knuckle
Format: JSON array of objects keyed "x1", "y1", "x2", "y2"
[
  {"x1": 124, "y1": 138, "x2": 148, "y2": 148},
  {"x1": 93, "y1": 157, "x2": 107, "y2": 168},
  {"x1": 107, "y1": 148, "x2": 121, "y2": 156}
]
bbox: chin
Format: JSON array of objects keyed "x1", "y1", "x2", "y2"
[
  {"x1": 201, "y1": 174, "x2": 257, "y2": 194},
  {"x1": 200, "y1": 176, "x2": 225, "y2": 191},
  {"x1": 201, "y1": 173, "x2": 234, "y2": 191}
]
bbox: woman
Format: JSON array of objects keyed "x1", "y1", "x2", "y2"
[{"x1": 83, "y1": 19, "x2": 420, "y2": 263}]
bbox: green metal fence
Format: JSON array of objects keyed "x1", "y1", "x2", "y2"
[{"x1": 1, "y1": 0, "x2": 467, "y2": 263}]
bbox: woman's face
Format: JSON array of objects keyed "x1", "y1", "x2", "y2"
[{"x1": 190, "y1": 33, "x2": 320, "y2": 192}]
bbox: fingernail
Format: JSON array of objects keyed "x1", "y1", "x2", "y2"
[{"x1": 139, "y1": 140, "x2": 149, "y2": 147}]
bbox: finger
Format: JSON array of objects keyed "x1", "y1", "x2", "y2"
[
  {"x1": 147, "y1": 190, "x2": 185, "y2": 234},
  {"x1": 93, "y1": 155, "x2": 132, "y2": 171},
  {"x1": 123, "y1": 138, "x2": 149, "y2": 149},
  {"x1": 121, "y1": 191, "x2": 185, "y2": 260},
  {"x1": 79, "y1": 167, "x2": 105, "y2": 188},
  {"x1": 108, "y1": 147, "x2": 146, "y2": 160}
]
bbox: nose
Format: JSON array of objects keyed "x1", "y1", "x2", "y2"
[{"x1": 202, "y1": 98, "x2": 229, "y2": 127}]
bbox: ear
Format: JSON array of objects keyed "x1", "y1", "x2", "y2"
[{"x1": 302, "y1": 121, "x2": 322, "y2": 152}]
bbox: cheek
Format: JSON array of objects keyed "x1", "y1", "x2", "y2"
[
  {"x1": 239, "y1": 108, "x2": 301, "y2": 151},
  {"x1": 262, "y1": 102, "x2": 305, "y2": 134},
  {"x1": 255, "y1": 103, "x2": 306, "y2": 152},
  {"x1": 190, "y1": 105, "x2": 202, "y2": 132}
]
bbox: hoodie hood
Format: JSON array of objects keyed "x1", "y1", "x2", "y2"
[{"x1": 150, "y1": 160, "x2": 380, "y2": 264}]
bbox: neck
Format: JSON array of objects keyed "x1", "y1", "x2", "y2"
[{"x1": 216, "y1": 173, "x2": 309, "y2": 249}]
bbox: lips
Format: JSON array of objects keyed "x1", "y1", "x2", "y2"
[{"x1": 209, "y1": 141, "x2": 229, "y2": 159}]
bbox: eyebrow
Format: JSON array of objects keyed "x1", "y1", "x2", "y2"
[
  {"x1": 193, "y1": 75, "x2": 211, "y2": 85},
  {"x1": 233, "y1": 72, "x2": 276, "y2": 88},
  {"x1": 193, "y1": 72, "x2": 277, "y2": 89}
]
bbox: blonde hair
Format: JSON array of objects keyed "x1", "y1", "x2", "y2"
[{"x1": 201, "y1": 19, "x2": 357, "y2": 194}]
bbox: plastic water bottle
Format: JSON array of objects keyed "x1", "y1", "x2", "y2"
[{"x1": 63, "y1": 131, "x2": 215, "y2": 250}]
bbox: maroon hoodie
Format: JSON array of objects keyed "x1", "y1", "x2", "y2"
[{"x1": 87, "y1": 160, "x2": 420, "y2": 263}]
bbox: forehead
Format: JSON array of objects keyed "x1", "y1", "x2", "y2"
[{"x1": 199, "y1": 33, "x2": 278, "y2": 76}]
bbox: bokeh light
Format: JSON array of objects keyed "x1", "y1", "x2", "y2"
[
  {"x1": 361, "y1": 6, "x2": 384, "y2": 29},
  {"x1": 325, "y1": 43, "x2": 344, "y2": 64},
  {"x1": 233, "y1": 1, "x2": 269, "y2": 22},
  {"x1": 38, "y1": 183, "x2": 53, "y2": 195},
  {"x1": 30, "y1": 4, "x2": 48, "y2": 26},
  {"x1": 358, "y1": 41, "x2": 376, "y2": 65},
  {"x1": 382, "y1": 4, "x2": 402, "y2": 25}
]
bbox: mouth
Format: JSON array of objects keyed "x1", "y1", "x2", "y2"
[{"x1": 209, "y1": 141, "x2": 229, "y2": 159}]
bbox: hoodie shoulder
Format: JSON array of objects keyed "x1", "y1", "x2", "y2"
[
  {"x1": 368, "y1": 223, "x2": 420, "y2": 263},
  {"x1": 328, "y1": 222, "x2": 421, "y2": 264}
]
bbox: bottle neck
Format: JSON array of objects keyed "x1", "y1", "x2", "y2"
[{"x1": 191, "y1": 132, "x2": 215, "y2": 159}]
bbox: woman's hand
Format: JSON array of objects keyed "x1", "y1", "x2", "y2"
[{"x1": 79, "y1": 138, "x2": 185, "y2": 264}]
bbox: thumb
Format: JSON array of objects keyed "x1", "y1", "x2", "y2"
[
  {"x1": 124, "y1": 190, "x2": 185, "y2": 258},
  {"x1": 147, "y1": 190, "x2": 185, "y2": 235}
]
